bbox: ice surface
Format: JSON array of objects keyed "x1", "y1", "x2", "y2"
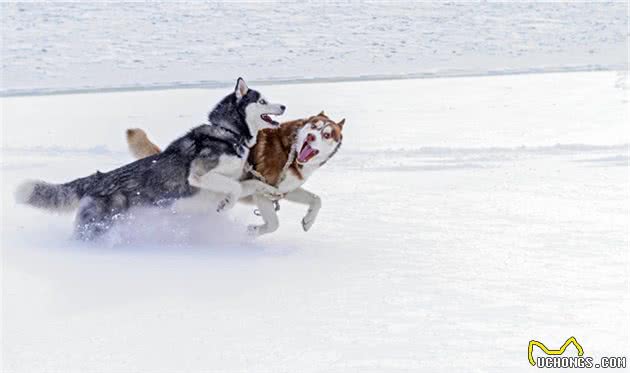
[
  {"x1": 1, "y1": 71, "x2": 628, "y2": 372},
  {"x1": 1, "y1": 2, "x2": 627, "y2": 95}
]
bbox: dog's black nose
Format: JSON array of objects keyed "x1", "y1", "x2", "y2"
[{"x1": 280, "y1": 105, "x2": 286, "y2": 111}]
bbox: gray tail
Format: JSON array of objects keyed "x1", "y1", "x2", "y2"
[{"x1": 15, "y1": 175, "x2": 95, "y2": 212}]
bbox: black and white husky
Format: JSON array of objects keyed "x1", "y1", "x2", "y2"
[{"x1": 16, "y1": 78, "x2": 285, "y2": 240}]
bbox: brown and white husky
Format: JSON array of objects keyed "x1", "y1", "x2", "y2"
[{"x1": 126, "y1": 112, "x2": 345, "y2": 236}]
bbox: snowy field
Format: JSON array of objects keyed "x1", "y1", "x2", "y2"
[
  {"x1": 1, "y1": 70, "x2": 628, "y2": 372},
  {"x1": 1, "y1": 2, "x2": 628, "y2": 95},
  {"x1": 1, "y1": 1, "x2": 629, "y2": 371}
]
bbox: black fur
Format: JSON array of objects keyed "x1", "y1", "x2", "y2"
[
  {"x1": 19, "y1": 81, "x2": 265, "y2": 240},
  {"x1": 209, "y1": 87, "x2": 260, "y2": 144}
]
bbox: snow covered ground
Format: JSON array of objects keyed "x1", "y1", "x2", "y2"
[
  {"x1": 1, "y1": 70, "x2": 628, "y2": 372},
  {"x1": 1, "y1": 2, "x2": 627, "y2": 95}
]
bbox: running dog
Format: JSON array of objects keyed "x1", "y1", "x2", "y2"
[
  {"x1": 16, "y1": 78, "x2": 285, "y2": 240},
  {"x1": 126, "y1": 111, "x2": 345, "y2": 235}
]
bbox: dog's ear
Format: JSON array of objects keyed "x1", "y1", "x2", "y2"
[
  {"x1": 337, "y1": 118, "x2": 345, "y2": 129},
  {"x1": 318, "y1": 110, "x2": 326, "y2": 116},
  {"x1": 235, "y1": 77, "x2": 249, "y2": 99}
]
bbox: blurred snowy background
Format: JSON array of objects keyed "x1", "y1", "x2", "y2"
[{"x1": 1, "y1": 1, "x2": 627, "y2": 95}]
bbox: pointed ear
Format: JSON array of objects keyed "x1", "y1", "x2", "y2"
[
  {"x1": 318, "y1": 110, "x2": 326, "y2": 116},
  {"x1": 234, "y1": 77, "x2": 248, "y2": 99},
  {"x1": 337, "y1": 118, "x2": 345, "y2": 128}
]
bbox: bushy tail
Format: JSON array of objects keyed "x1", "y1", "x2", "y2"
[
  {"x1": 16, "y1": 169, "x2": 104, "y2": 212},
  {"x1": 15, "y1": 179, "x2": 82, "y2": 212},
  {"x1": 126, "y1": 128, "x2": 161, "y2": 159}
]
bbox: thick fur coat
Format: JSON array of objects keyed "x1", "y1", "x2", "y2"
[{"x1": 16, "y1": 78, "x2": 285, "y2": 239}]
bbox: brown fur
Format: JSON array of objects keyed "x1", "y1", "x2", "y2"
[
  {"x1": 250, "y1": 119, "x2": 305, "y2": 185},
  {"x1": 126, "y1": 128, "x2": 162, "y2": 159},
  {"x1": 126, "y1": 112, "x2": 344, "y2": 186},
  {"x1": 250, "y1": 112, "x2": 344, "y2": 185}
]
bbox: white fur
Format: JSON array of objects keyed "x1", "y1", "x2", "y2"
[
  {"x1": 188, "y1": 154, "x2": 247, "y2": 212},
  {"x1": 15, "y1": 179, "x2": 79, "y2": 212},
  {"x1": 240, "y1": 179, "x2": 281, "y2": 198},
  {"x1": 178, "y1": 179, "x2": 278, "y2": 215},
  {"x1": 236, "y1": 78, "x2": 285, "y2": 145},
  {"x1": 245, "y1": 123, "x2": 340, "y2": 235},
  {"x1": 189, "y1": 172, "x2": 242, "y2": 212},
  {"x1": 247, "y1": 195, "x2": 279, "y2": 236},
  {"x1": 244, "y1": 98, "x2": 285, "y2": 146},
  {"x1": 172, "y1": 190, "x2": 221, "y2": 214},
  {"x1": 284, "y1": 187, "x2": 321, "y2": 232},
  {"x1": 294, "y1": 122, "x2": 339, "y2": 166},
  {"x1": 274, "y1": 123, "x2": 339, "y2": 194},
  {"x1": 276, "y1": 164, "x2": 317, "y2": 194},
  {"x1": 213, "y1": 153, "x2": 248, "y2": 178},
  {"x1": 247, "y1": 186, "x2": 322, "y2": 235},
  {"x1": 15, "y1": 180, "x2": 37, "y2": 205},
  {"x1": 235, "y1": 78, "x2": 248, "y2": 100}
]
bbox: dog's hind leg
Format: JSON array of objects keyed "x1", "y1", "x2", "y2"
[
  {"x1": 74, "y1": 197, "x2": 111, "y2": 240},
  {"x1": 73, "y1": 194, "x2": 126, "y2": 240},
  {"x1": 188, "y1": 172, "x2": 242, "y2": 212},
  {"x1": 247, "y1": 195, "x2": 279, "y2": 236},
  {"x1": 283, "y1": 187, "x2": 321, "y2": 232}
]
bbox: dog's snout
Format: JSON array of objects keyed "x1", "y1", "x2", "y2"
[
  {"x1": 307, "y1": 133, "x2": 316, "y2": 143},
  {"x1": 280, "y1": 105, "x2": 286, "y2": 112}
]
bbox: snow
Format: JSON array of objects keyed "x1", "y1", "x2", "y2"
[
  {"x1": 1, "y1": 70, "x2": 628, "y2": 372},
  {"x1": 1, "y1": 2, "x2": 627, "y2": 95}
]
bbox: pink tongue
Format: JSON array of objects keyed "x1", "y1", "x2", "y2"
[{"x1": 298, "y1": 144, "x2": 316, "y2": 162}]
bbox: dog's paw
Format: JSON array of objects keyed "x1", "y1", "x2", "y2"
[
  {"x1": 302, "y1": 213, "x2": 317, "y2": 232},
  {"x1": 187, "y1": 174, "x2": 201, "y2": 188},
  {"x1": 216, "y1": 194, "x2": 236, "y2": 213},
  {"x1": 246, "y1": 224, "x2": 261, "y2": 237}
]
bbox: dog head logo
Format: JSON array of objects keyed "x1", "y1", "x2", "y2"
[{"x1": 528, "y1": 337, "x2": 584, "y2": 366}]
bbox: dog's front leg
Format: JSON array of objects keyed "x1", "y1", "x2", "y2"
[
  {"x1": 283, "y1": 187, "x2": 321, "y2": 232},
  {"x1": 188, "y1": 172, "x2": 242, "y2": 212},
  {"x1": 247, "y1": 195, "x2": 279, "y2": 236}
]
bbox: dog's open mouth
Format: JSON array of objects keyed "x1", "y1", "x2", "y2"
[
  {"x1": 260, "y1": 114, "x2": 280, "y2": 126},
  {"x1": 297, "y1": 141, "x2": 319, "y2": 164}
]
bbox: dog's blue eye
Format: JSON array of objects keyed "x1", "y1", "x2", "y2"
[{"x1": 259, "y1": 99, "x2": 267, "y2": 105}]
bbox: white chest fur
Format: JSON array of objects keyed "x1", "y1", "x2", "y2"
[
  {"x1": 213, "y1": 152, "x2": 249, "y2": 178},
  {"x1": 277, "y1": 164, "x2": 318, "y2": 193}
]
